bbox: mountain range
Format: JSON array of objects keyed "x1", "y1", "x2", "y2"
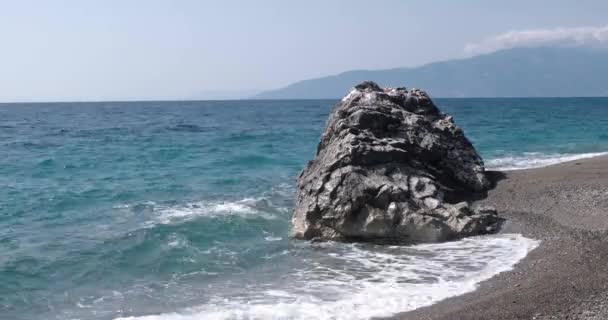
[{"x1": 255, "y1": 47, "x2": 608, "y2": 99}]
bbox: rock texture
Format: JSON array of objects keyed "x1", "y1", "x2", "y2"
[{"x1": 291, "y1": 81, "x2": 502, "y2": 243}]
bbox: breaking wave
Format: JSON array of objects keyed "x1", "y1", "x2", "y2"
[
  {"x1": 114, "y1": 197, "x2": 288, "y2": 228},
  {"x1": 115, "y1": 234, "x2": 539, "y2": 320},
  {"x1": 486, "y1": 151, "x2": 608, "y2": 171}
]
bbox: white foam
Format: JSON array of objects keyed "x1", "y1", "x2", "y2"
[
  {"x1": 165, "y1": 233, "x2": 189, "y2": 249},
  {"x1": 486, "y1": 151, "x2": 608, "y2": 171},
  {"x1": 139, "y1": 198, "x2": 283, "y2": 227},
  {"x1": 115, "y1": 234, "x2": 539, "y2": 320}
]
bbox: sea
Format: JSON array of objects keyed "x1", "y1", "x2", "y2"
[{"x1": 2, "y1": 97, "x2": 608, "y2": 320}]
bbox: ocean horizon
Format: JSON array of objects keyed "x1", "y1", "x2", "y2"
[
  {"x1": 2, "y1": 97, "x2": 607, "y2": 319},
  {"x1": 3, "y1": 95, "x2": 608, "y2": 104}
]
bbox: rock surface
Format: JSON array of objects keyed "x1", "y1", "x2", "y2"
[{"x1": 291, "y1": 81, "x2": 502, "y2": 243}]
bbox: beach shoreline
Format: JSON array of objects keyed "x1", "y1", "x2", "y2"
[{"x1": 393, "y1": 155, "x2": 608, "y2": 320}]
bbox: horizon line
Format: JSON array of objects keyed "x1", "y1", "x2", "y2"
[{"x1": 2, "y1": 95, "x2": 608, "y2": 105}]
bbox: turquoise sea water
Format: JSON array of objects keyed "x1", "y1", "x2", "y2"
[{"x1": 1, "y1": 98, "x2": 607, "y2": 320}]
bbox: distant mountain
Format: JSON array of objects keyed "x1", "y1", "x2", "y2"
[{"x1": 255, "y1": 47, "x2": 608, "y2": 99}]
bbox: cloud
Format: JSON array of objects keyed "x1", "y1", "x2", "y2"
[{"x1": 465, "y1": 25, "x2": 608, "y2": 55}]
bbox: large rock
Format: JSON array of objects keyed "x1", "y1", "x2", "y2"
[{"x1": 291, "y1": 81, "x2": 502, "y2": 243}]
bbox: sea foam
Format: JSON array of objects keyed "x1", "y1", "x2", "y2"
[
  {"x1": 133, "y1": 198, "x2": 285, "y2": 227},
  {"x1": 115, "y1": 234, "x2": 539, "y2": 320},
  {"x1": 486, "y1": 151, "x2": 608, "y2": 171}
]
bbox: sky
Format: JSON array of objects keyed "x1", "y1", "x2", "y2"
[{"x1": 1, "y1": 0, "x2": 608, "y2": 102}]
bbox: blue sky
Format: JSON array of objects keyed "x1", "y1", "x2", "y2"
[{"x1": 1, "y1": 0, "x2": 607, "y2": 102}]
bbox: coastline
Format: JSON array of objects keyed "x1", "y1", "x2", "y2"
[{"x1": 393, "y1": 154, "x2": 608, "y2": 320}]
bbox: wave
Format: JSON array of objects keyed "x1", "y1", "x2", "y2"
[
  {"x1": 167, "y1": 124, "x2": 209, "y2": 133},
  {"x1": 486, "y1": 151, "x2": 608, "y2": 171},
  {"x1": 114, "y1": 198, "x2": 286, "y2": 228},
  {"x1": 115, "y1": 234, "x2": 539, "y2": 320},
  {"x1": 149, "y1": 198, "x2": 285, "y2": 226}
]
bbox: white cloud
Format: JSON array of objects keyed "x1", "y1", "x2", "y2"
[{"x1": 465, "y1": 25, "x2": 608, "y2": 55}]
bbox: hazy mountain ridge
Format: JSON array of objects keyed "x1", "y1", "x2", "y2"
[{"x1": 255, "y1": 47, "x2": 608, "y2": 99}]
